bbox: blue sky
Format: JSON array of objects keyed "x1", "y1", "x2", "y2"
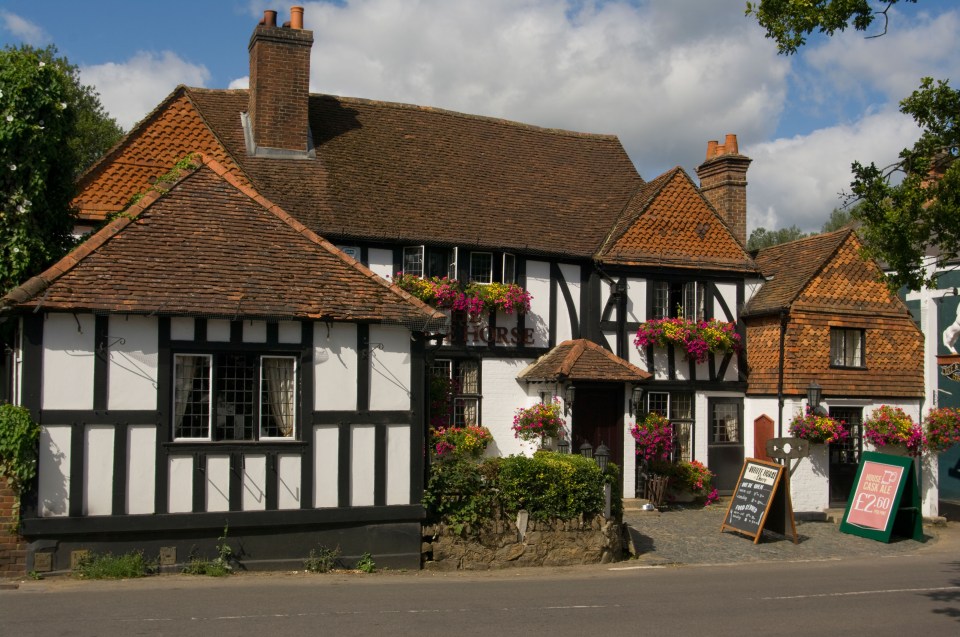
[{"x1": 2, "y1": 1, "x2": 958, "y2": 233}]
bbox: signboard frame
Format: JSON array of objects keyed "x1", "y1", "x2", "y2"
[
  {"x1": 839, "y1": 451, "x2": 924, "y2": 543},
  {"x1": 720, "y1": 458, "x2": 797, "y2": 544}
]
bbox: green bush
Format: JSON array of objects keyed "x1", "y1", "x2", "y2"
[
  {"x1": 304, "y1": 545, "x2": 341, "y2": 573},
  {"x1": 74, "y1": 551, "x2": 154, "y2": 579},
  {"x1": 497, "y1": 452, "x2": 605, "y2": 521},
  {"x1": 422, "y1": 457, "x2": 498, "y2": 534}
]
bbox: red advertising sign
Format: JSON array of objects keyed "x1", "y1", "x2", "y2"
[{"x1": 845, "y1": 461, "x2": 905, "y2": 530}]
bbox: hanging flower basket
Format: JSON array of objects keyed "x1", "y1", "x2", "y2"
[
  {"x1": 634, "y1": 318, "x2": 740, "y2": 364},
  {"x1": 923, "y1": 407, "x2": 960, "y2": 453},
  {"x1": 788, "y1": 407, "x2": 848, "y2": 444},
  {"x1": 512, "y1": 398, "x2": 565, "y2": 443},
  {"x1": 862, "y1": 405, "x2": 925, "y2": 457},
  {"x1": 630, "y1": 412, "x2": 673, "y2": 462}
]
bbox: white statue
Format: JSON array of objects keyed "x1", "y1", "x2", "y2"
[{"x1": 944, "y1": 302, "x2": 960, "y2": 354}]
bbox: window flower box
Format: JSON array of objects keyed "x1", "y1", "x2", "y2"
[
  {"x1": 394, "y1": 273, "x2": 531, "y2": 320},
  {"x1": 634, "y1": 318, "x2": 740, "y2": 364}
]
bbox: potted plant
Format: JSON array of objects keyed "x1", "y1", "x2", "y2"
[
  {"x1": 634, "y1": 317, "x2": 740, "y2": 364},
  {"x1": 648, "y1": 459, "x2": 719, "y2": 505},
  {"x1": 431, "y1": 425, "x2": 494, "y2": 460},
  {"x1": 512, "y1": 398, "x2": 565, "y2": 445},
  {"x1": 788, "y1": 407, "x2": 848, "y2": 444},
  {"x1": 862, "y1": 405, "x2": 925, "y2": 457},
  {"x1": 923, "y1": 407, "x2": 960, "y2": 453}
]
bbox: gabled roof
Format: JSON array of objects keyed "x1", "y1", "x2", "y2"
[
  {"x1": 4, "y1": 156, "x2": 446, "y2": 329},
  {"x1": 76, "y1": 87, "x2": 644, "y2": 258},
  {"x1": 518, "y1": 339, "x2": 651, "y2": 383},
  {"x1": 742, "y1": 228, "x2": 853, "y2": 316},
  {"x1": 594, "y1": 167, "x2": 756, "y2": 273}
]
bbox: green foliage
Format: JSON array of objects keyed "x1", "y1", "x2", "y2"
[
  {"x1": 304, "y1": 545, "x2": 341, "y2": 573},
  {"x1": 0, "y1": 45, "x2": 123, "y2": 292},
  {"x1": 746, "y1": 0, "x2": 915, "y2": 55},
  {"x1": 422, "y1": 458, "x2": 498, "y2": 534},
  {"x1": 747, "y1": 225, "x2": 809, "y2": 251},
  {"x1": 821, "y1": 207, "x2": 856, "y2": 233},
  {"x1": 496, "y1": 452, "x2": 605, "y2": 522},
  {"x1": 849, "y1": 77, "x2": 960, "y2": 290},
  {"x1": 182, "y1": 525, "x2": 235, "y2": 577},
  {"x1": 74, "y1": 551, "x2": 154, "y2": 579},
  {"x1": 356, "y1": 552, "x2": 376, "y2": 573},
  {"x1": 0, "y1": 403, "x2": 40, "y2": 531}
]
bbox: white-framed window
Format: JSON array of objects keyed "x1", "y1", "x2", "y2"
[
  {"x1": 173, "y1": 353, "x2": 297, "y2": 441},
  {"x1": 503, "y1": 253, "x2": 516, "y2": 284},
  {"x1": 432, "y1": 358, "x2": 480, "y2": 427},
  {"x1": 402, "y1": 245, "x2": 424, "y2": 277},
  {"x1": 646, "y1": 391, "x2": 694, "y2": 461},
  {"x1": 469, "y1": 252, "x2": 493, "y2": 284},
  {"x1": 404, "y1": 245, "x2": 457, "y2": 279},
  {"x1": 831, "y1": 328, "x2": 865, "y2": 368},
  {"x1": 651, "y1": 281, "x2": 706, "y2": 321}
]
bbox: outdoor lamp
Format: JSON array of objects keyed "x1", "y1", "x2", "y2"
[
  {"x1": 557, "y1": 436, "x2": 570, "y2": 454},
  {"x1": 564, "y1": 384, "x2": 576, "y2": 416},
  {"x1": 579, "y1": 441, "x2": 593, "y2": 459},
  {"x1": 630, "y1": 385, "x2": 644, "y2": 417},
  {"x1": 807, "y1": 381, "x2": 827, "y2": 416},
  {"x1": 595, "y1": 443, "x2": 610, "y2": 472}
]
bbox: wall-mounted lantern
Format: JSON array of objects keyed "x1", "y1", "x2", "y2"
[
  {"x1": 564, "y1": 384, "x2": 576, "y2": 416},
  {"x1": 807, "y1": 381, "x2": 827, "y2": 416},
  {"x1": 630, "y1": 385, "x2": 644, "y2": 418}
]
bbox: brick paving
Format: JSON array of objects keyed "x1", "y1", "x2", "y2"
[{"x1": 623, "y1": 498, "x2": 950, "y2": 566}]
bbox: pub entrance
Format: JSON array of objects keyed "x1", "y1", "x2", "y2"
[
  {"x1": 828, "y1": 407, "x2": 863, "y2": 506},
  {"x1": 571, "y1": 384, "x2": 624, "y2": 483},
  {"x1": 707, "y1": 397, "x2": 744, "y2": 494}
]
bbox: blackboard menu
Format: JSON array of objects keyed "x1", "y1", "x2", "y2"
[{"x1": 721, "y1": 459, "x2": 786, "y2": 543}]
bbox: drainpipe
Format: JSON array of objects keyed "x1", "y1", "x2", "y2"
[{"x1": 776, "y1": 308, "x2": 788, "y2": 437}]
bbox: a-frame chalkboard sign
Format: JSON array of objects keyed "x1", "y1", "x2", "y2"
[
  {"x1": 721, "y1": 458, "x2": 797, "y2": 544},
  {"x1": 839, "y1": 451, "x2": 924, "y2": 543}
]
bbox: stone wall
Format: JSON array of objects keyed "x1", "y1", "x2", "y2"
[
  {"x1": 422, "y1": 512, "x2": 623, "y2": 570},
  {"x1": 0, "y1": 481, "x2": 26, "y2": 577}
]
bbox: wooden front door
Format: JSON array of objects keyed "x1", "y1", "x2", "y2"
[
  {"x1": 571, "y1": 385, "x2": 624, "y2": 475},
  {"x1": 829, "y1": 407, "x2": 863, "y2": 506},
  {"x1": 707, "y1": 398, "x2": 744, "y2": 494}
]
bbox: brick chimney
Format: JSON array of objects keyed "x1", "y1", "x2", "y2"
[
  {"x1": 245, "y1": 6, "x2": 314, "y2": 157},
  {"x1": 696, "y1": 134, "x2": 751, "y2": 246}
]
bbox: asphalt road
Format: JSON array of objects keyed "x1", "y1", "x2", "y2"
[{"x1": 3, "y1": 546, "x2": 959, "y2": 636}]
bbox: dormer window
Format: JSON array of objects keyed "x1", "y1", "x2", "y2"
[
  {"x1": 470, "y1": 252, "x2": 493, "y2": 284},
  {"x1": 403, "y1": 246, "x2": 457, "y2": 279},
  {"x1": 652, "y1": 281, "x2": 706, "y2": 321}
]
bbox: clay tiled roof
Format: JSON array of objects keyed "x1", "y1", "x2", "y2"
[
  {"x1": 518, "y1": 339, "x2": 651, "y2": 383},
  {"x1": 77, "y1": 87, "x2": 644, "y2": 258},
  {"x1": 595, "y1": 168, "x2": 756, "y2": 272},
  {"x1": 4, "y1": 156, "x2": 446, "y2": 328},
  {"x1": 73, "y1": 87, "x2": 246, "y2": 221}
]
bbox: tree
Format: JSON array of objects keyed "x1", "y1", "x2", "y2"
[
  {"x1": 0, "y1": 45, "x2": 123, "y2": 292},
  {"x1": 746, "y1": 0, "x2": 917, "y2": 55},
  {"x1": 848, "y1": 77, "x2": 960, "y2": 290},
  {"x1": 821, "y1": 207, "x2": 856, "y2": 233},
  {"x1": 747, "y1": 225, "x2": 808, "y2": 251}
]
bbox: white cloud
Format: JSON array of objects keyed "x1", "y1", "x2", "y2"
[
  {"x1": 0, "y1": 10, "x2": 50, "y2": 46},
  {"x1": 80, "y1": 51, "x2": 211, "y2": 130}
]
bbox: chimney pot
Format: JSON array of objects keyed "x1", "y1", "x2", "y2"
[
  {"x1": 262, "y1": 10, "x2": 277, "y2": 27},
  {"x1": 705, "y1": 140, "x2": 718, "y2": 160},
  {"x1": 725, "y1": 133, "x2": 739, "y2": 155},
  {"x1": 291, "y1": 6, "x2": 304, "y2": 30}
]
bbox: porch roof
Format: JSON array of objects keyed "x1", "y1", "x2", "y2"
[{"x1": 517, "y1": 339, "x2": 651, "y2": 383}]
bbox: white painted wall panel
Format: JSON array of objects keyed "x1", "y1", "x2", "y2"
[
  {"x1": 83, "y1": 425, "x2": 114, "y2": 516},
  {"x1": 42, "y1": 313, "x2": 95, "y2": 410},
  {"x1": 526, "y1": 260, "x2": 551, "y2": 348},
  {"x1": 556, "y1": 263, "x2": 580, "y2": 343},
  {"x1": 167, "y1": 456, "x2": 193, "y2": 513},
  {"x1": 653, "y1": 348, "x2": 669, "y2": 380},
  {"x1": 242, "y1": 454, "x2": 267, "y2": 511},
  {"x1": 715, "y1": 282, "x2": 739, "y2": 321},
  {"x1": 482, "y1": 358, "x2": 537, "y2": 457},
  {"x1": 367, "y1": 248, "x2": 394, "y2": 281},
  {"x1": 278, "y1": 321, "x2": 301, "y2": 344},
  {"x1": 350, "y1": 425, "x2": 376, "y2": 506},
  {"x1": 107, "y1": 315, "x2": 158, "y2": 410},
  {"x1": 626, "y1": 278, "x2": 647, "y2": 323},
  {"x1": 314, "y1": 323, "x2": 357, "y2": 411},
  {"x1": 126, "y1": 425, "x2": 155, "y2": 514},
  {"x1": 207, "y1": 319, "x2": 230, "y2": 342},
  {"x1": 278, "y1": 454, "x2": 301, "y2": 510},
  {"x1": 369, "y1": 325, "x2": 410, "y2": 411},
  {"x1": 600, "y1": 279, "x2": 616, "y2": 322},
  {"x1": 205, "y1": 455, "x2": 231, "y2": 512},
  {"x1": 243, "y1": 320, "x2": 267, "y2": 343},
  {"x1": 170, "y1": 317, "x2": 194, "y2": 341},
  {"x1": 385, "y1": 425, "x2": 410, "y2": 505},
  {"x1": 39, "y1": 425, "x2": 71, "y2": 517},
  {"x1": 313, "y1": 425, "x2": 339, "y2": 508}
]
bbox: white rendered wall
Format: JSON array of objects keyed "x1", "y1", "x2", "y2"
[
  {"x1": 313, "y1": 425, "x2": 339, "y2": 508},
  {"x1": 278, "y1": 321, "x2": 301, "y2": 344},
  {"x1": 714, "y1": 282, "x2": 739, "y2": 321},
  {"x1": 167, "y1": 456, "x2": 193, "y2": 513},
  {"x1": 38, "y1": 425, "x2": 71, "y2": 517},
  {"x1": 620, "y1": 389, "x2": 637, "y2": 498},
  {"x1": 350, "y1": 424, "x2": 376, "y2": 506},
  {"x1": 386, "y1": 424, "x2": 411, "y2": 505},
  {"x1": 481, "y1": 358, "x2": 536, "y2": 457},
  {"x1": 556, "y1": 263, "x2": 581, "y2": 343},
  {"x1": 206, "y1": 319, "x2": 230, "y2": 342},
  {"x1": 107, "y1": 315, "x2": 158, "y2": 410},
  {"x1": 205, "y1": 455, "x2": 231, "y2": 512},
  {"x1": 277, "y1": 454, "x2": 301, "y2": 509},
  {"x1": 126, "y1": 425, "x2": 155, "y2": 514},
  {"x1": 42, "y1": 313, "x2": 95, "y2": 410},
  {"x1": 242, "y1": 320, "x2": 267, "y2": 343},
  {"x1": 368, "y1": 325, "x2": 411, "y2": 411},
  {"x1": 314, "y1": 323, "x2": 357, "y2": 411},
  {"x1": 242, "y1": 454, "x2": 267, "y2": 511},
  {"x1": 170, "y1": 317, "x2": 195, "y2": 341},
  {"x1": 367, "y1": 248, "x2": 394, "y2": 281},
  {"x1": 526, "y1": 260, "x2": 551, "y2": 348},
  {"x1": 626, "y1": 278, "x2": 647, "y2": 323},
  {"x1": 83, "y1": 425, "x2": 114, "y2": 516}
]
